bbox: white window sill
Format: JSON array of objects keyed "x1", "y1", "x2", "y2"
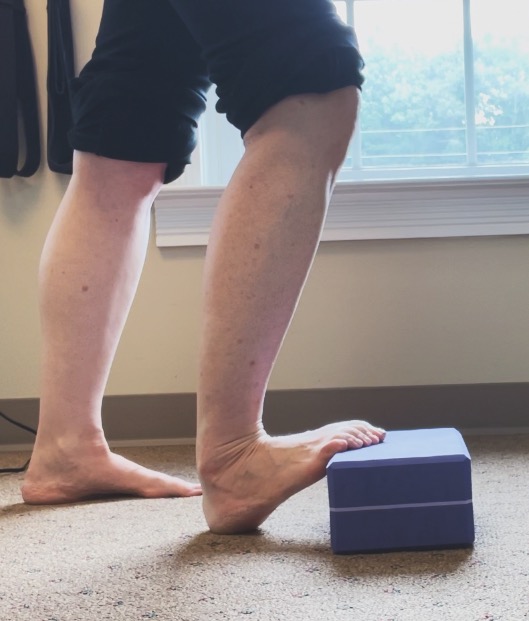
[{"x1": 154, "y1": 176, "x2": 529, "y2": 248}]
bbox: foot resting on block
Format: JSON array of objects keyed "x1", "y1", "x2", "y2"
[{"x1": 198, "y1": 420, "x2": 386, "y2": 534}]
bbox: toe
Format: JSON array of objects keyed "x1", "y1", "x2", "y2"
[
  {"x1": 361, "y1": 433, "x2": 373, "y2": 445},
  {"x1": 367, "y1": 431, "x2": 382, "y2": 444},
  {"x1": 184, "y1": 484, "x2": 203, "y2": 497},
  {"x1": 159, "y1": 478, "x2": 202, "y2": 498},
  {"x1": 320, "y1": 438, "x2": 349, "y2": 461}
]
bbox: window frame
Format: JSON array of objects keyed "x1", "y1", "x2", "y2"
[{"x1": 155, "y1": 176, "x2": 529, "y2": 247}]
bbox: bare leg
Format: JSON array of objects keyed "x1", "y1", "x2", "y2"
[
  {"x1": 197, "y1": 87, "x2": 385, "y2": 534},
  {"x1": 22, "y1": 153, "x2": 201, "y2": 504}
]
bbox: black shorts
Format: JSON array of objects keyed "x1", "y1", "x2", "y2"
[{"x1": 70, "y1": 0, "x2": 365, "y2": 183}]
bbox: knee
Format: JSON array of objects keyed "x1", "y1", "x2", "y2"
[
  {"x1": 244, "y1": 86, "x2": 359, "y2": 176},
  {"x1": 72, "y1": 151, "x2": 165, "y2": 204}
]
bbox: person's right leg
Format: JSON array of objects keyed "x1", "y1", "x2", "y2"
[
  {"x1": 170, "y1": 0, "x2": 385, "y2": 534},
  {"x1": 197, "y1": 86, "x2": 385, "y2": 534}
]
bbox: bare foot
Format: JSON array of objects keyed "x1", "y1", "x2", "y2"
[
  {"x1": 198, "y1": 420, "x2": 386, "y2": 534},
  {"x1": 21, "y1": 441, "x2": 201, "y2": 505}
]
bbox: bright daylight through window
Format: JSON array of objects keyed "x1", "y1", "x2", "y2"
[{"x1": 336, "y1": 0, "x2": 529, "y2": 181}]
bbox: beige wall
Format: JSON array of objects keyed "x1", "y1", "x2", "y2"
[{"x1": 2, "y1": 1, "x2": 529, "y2": 400}]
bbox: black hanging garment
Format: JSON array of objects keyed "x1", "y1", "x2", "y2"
[
  {"x1": 47, "y1": 0, "x2": 75, "y2": 174},
  {"x1": 0, "y1": 0, "x2": 41, "y2": 178}
]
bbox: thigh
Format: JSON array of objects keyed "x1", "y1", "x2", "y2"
[
  {"x1": 170, "y1": 0, "x2": 364, "y2": 135},
  {"x1": 70, "y1": 0, "x2": 211, "y2": 183}
]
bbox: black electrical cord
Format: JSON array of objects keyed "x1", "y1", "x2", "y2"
[{"x1": 0, "y1": 410, "x2": 36, "y2": 473}]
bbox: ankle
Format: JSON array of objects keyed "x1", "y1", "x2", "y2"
[
  {"x1": 33, "y1": 429, "x2": 109, "y2": 458},
  {"x1": 197, "y1": 428, "x2": 266, "y2": 480}
]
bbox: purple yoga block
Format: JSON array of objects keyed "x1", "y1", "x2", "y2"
[{"x1": 326, "y1": 428, "x2": 475, "y2": 554}]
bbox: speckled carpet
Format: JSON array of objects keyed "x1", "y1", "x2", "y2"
[{"x1": 1, "y1": 435, "x2": 528, "y2": 621}]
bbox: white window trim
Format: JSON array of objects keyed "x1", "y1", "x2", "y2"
[{"x1": 154, "y1": 176, "x2": 529, "y2": 247}]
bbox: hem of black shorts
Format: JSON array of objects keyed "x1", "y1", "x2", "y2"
[
  {"x1": 237, "y1": 46, "x2": 364, "y2": 137},
  {"x1": 239, "y1": 76, "x2": 361, "y2": 138},
  {"x1": 68, "y1": 132, "x2": 189, "y2": 183},
  {"x1": 69, "y1": 132, "x2": 168, "y2": 165}
]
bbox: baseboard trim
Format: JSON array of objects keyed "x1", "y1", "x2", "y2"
[
  {"x1": 0, "y1": 438, "x2": 198, "y2": 453},
  {"x1": 2, "y1": 383, "x2": 529, "y2": 448}
]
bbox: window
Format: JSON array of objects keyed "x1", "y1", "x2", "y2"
[
  {"x1": 339, "y1": 0, "x2": 529, "y2": 180},
  {"x1": 155, "y1": 0, "x2": 529, "y2": 246}
]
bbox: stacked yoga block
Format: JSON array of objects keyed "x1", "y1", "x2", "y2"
[{"x1": 327, "y1": 428, "x2": 475, "y2": 554}]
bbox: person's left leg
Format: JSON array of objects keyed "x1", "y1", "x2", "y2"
[
  {"x1": 22, "y1": 0, "x2": 209, "y2": 505},
  {"x1": 22, "y1": 153, "x2": 202, "y2": 504}
]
